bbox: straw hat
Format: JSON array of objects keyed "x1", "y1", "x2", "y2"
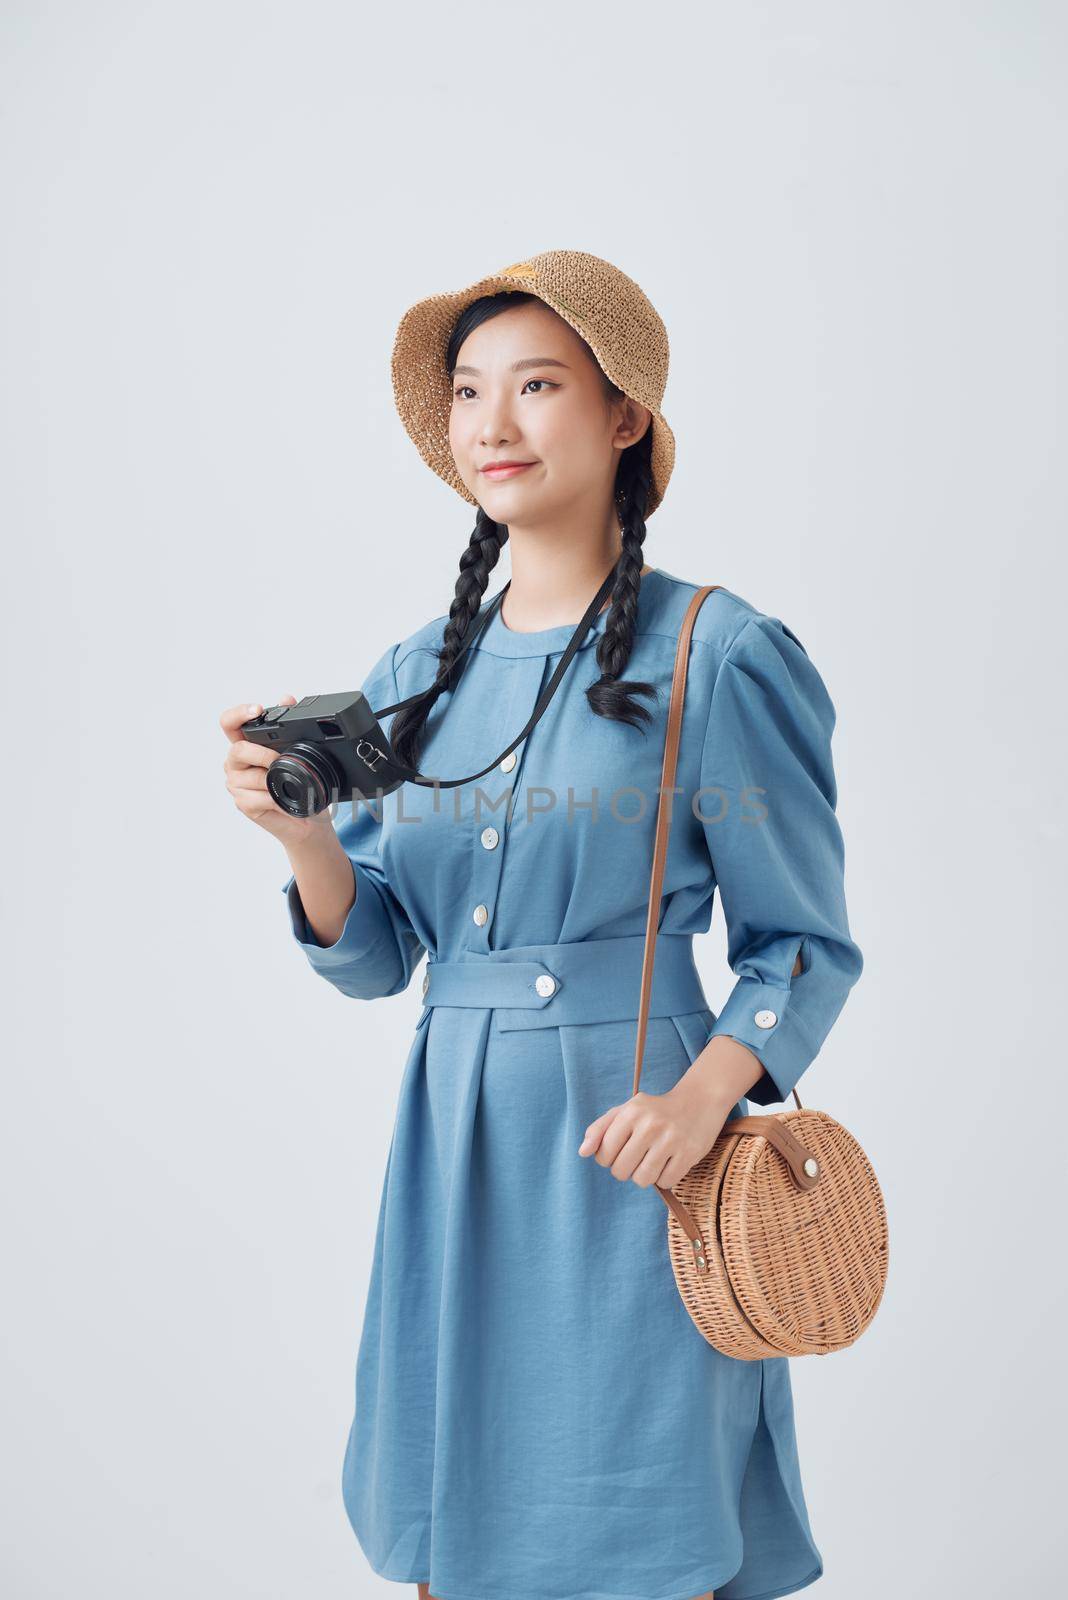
[{"x1": 390, "y1": 249, "x2": 676, "y2": 517}]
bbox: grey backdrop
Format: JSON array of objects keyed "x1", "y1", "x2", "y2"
[{"x1": 3, "y1": 3, "x2": 1064, "y2": 1596}]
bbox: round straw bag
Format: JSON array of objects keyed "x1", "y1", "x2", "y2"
[{"x1": 634, "y1": 586, "x2": 889, "y2": 1359}]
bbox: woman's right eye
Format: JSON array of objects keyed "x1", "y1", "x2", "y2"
[{"x1": 454, "y1": 385, "x2": 475, "y2": 400}]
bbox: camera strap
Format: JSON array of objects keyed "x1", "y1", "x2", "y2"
[{"x1": 370, "y1": 567, "x2": 617, "y2": 790}]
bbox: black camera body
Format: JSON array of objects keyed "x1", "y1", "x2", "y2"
[{"x1": 242, "y1": 693, "x2": 402, "y2": 816}]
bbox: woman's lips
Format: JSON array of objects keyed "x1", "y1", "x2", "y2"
[{"x1": 481, "y1": 462, "x2": 537, "y2": 480}]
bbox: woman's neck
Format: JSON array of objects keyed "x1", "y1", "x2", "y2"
[{"x1": 499, "y1": 548, "x2": 652, "y2": 634}]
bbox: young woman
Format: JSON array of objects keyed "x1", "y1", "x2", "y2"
[{"x1": 221, "y1": 251, "x2": 864, "y2": 1600}]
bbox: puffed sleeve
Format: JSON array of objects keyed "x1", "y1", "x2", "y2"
[
  {"x1": 280, "y1": 643, "x2": 426, "y2": 1001},
  {"x1": 698, "y1": 613, "x2": 864, "y2": 1105}
]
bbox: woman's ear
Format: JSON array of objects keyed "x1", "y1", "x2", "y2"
[{"x1": 616, "y1": 397, "x2": 652, "y2": 449}]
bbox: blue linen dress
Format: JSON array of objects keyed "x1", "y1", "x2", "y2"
[{"x1": 281, "y1": 568, "x2": 864, "y2": 1600}]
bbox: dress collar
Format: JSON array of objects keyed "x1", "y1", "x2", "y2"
[{"x1": 472, "y1": 569, "x2": 661, "y2": 659}]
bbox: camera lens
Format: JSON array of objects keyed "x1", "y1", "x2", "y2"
[{"x1": 267, "y1": 743, "x2": 344, "y2": 817}]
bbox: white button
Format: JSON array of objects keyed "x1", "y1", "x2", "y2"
[
  {"x1": 500, "y1": 752, "x2": 517, "y2": 772},
  {"x1": 754, "y1": 1009, "x2": 778, "y2": 1029},
  {"x1": 480, "y1": 826, "x2": 499, "y2": 849},
  {"x1": 421, "y1": 971, "x2": 430, "y2": 996},
  {"x1": 535, "y1": 974, "x2": 556, "y2": 997},
  {"x1": 473, "y1": 904, "x2": 489, "y2": 926}
]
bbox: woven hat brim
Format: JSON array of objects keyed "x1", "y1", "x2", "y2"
[{"x1": 391, "y1": 273, "x2": 675, "y2": 518}]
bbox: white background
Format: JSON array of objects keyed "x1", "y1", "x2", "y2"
[{"x1": 2, "y1": 2, "x2": 1064, "y2": 1595}]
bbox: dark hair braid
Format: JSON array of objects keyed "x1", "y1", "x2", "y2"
[
  {"x1": 388, "y1": 509, "x2": 508, "y2": 770},
  {"x1": 585, "y1": 424, "x2": 658, "y2": 731}
]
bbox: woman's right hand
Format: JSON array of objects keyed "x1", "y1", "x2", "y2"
[{"x1": 219, "y1": 696, "x2": 336, "y2": 852}]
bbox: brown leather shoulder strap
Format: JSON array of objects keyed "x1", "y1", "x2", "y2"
[{"x1": 632, "y1": 586, "x2": 722, "y2": 1096}]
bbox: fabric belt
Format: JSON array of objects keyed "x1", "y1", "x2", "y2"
[{"x1": 417, "y1": 933, "x2": 710, "y2": 1033}]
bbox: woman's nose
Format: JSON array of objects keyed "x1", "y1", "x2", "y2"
[{"x1": 479, "y1": 399, "x2": 519, "y2": 447}]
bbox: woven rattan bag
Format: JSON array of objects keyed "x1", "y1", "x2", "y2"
[{"x1": 634, "y1": 586, "x2": 889, "y2": 1359}]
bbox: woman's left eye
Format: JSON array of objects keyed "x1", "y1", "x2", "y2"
[{"x1": 522, "y1": 379, "x2": 556, "y2": 394}]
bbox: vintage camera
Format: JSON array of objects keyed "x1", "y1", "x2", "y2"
[
  {"x1": 240, "y1": 573, "x2": 614, "y2": 816},
  {"x1": 241, "y1": 693, "x2": 403, "y2": 816}
]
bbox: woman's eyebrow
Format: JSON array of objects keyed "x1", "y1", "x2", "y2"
[{"x1": 451, "y1": 357, "x2": 572, "y2": 377}]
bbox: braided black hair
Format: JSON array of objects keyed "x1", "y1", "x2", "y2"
[{"x1": 389, "y1": 292, "x2": 657, "y2": 770}]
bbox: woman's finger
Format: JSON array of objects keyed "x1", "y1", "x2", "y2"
[
  {"x1": 226, "y1": 765, "x2": 269, "y2": 793},
  {"x1": 218, "y1": 694, "x2": 297, "y2": 746},
  {"x1": 229, "y1": 786, "x2": 285, "y2": 822},
  {"x1": 226, "y1": 738, "x2": 278, "y2": 771},
  {"x1": 219, "y1": 702, "x2": 263, "y2": 743},
  {"x1": 578, "y1": 1105, "x2": 621, "y2": 1157},
  {"x1": 627, "y1": 1140, "x2": 675, "y2": 1190}
]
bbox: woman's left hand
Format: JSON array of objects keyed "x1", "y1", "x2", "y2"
[{"x1": 577, "y1": 1073, "x2": 735, "y2": 1191}]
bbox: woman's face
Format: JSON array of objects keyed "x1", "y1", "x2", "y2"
[{"x1": 447, "y1": 299, "x2": 649, "y2": 526}]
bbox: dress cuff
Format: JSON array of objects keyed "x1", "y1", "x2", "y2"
[
  {"x1": 281, "y1": 862, "x2": 381, "y2": 969},
  {"x1": 706, "y1": 977, "x2": 822, "y2": 1106}
]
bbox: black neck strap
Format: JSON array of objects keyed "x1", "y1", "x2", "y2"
[{"x1": 371, "y1": 567, "x2": 617, "y2": 789}]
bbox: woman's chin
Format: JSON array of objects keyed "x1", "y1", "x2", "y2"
[{"x1": 476, "y1": 476, "x2": 545, "y2": 513}]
